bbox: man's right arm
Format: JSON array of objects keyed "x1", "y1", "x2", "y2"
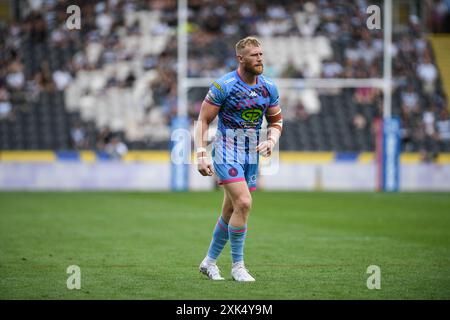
[{"x1": 195, "y1": 101, "x2": 220, "y2": 176}]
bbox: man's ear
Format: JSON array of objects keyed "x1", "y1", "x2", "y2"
[{"x1": 236, "y1": 55, "x2": 243, "y2": 63}]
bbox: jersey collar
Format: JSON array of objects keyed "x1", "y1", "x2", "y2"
[{"x1": 236, "y1": 69, "x2": 259, "y2": 88}]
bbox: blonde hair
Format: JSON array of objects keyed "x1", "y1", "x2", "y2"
[{"x1": 235, "y1": 36, "x2": 261, "y2": 55}]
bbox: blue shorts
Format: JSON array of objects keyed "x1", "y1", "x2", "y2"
[{"x1": 213, "y1": 161, "x2": 258, "y2": 192}]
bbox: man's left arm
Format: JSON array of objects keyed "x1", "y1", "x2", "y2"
[{"x1": 257, "y1": 105, "x2": 283, "y2": 157}]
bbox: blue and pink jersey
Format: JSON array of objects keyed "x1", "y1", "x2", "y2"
[
  {"x1": 205, "y1": 69, "x2": 279, "y2": 133},
  {"x1": 205, "y1": 69, "x2": 279, "y2": 164},
  {"x1": 204, "y1": 69, "x2": 280, "y2": 190}
]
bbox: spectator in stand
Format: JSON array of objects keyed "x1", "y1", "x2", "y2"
[
  {"x1": 423, "y1": 106, "x2": 437, "y2": 137},
  {"x1": 52, "y1": 68, "x2": 72, "y2": 91},
  {"x1": 70, "y1": 121, "x2": 88, "y2": 150},
  {"x1": 321, "y1": 59, "x2": 343, "y2": 78},
  {"x1": 401, "y1": 84, "x2": 421, "y2": 114},
  {"x1": 0, "y1": 85, "x2": 13, "y2": 119},
  {"x1": 105, "y1": 135, "x2": 128, "y2": 159},
  {"x1": 354, "y1": 87, "x2": 379, "y2": 105},
  {"x1": 437, "y1": 109, "x2": 450, "y2": 150},
  {"x1": 429, "y1": 0, "x2": 450, "y2": 33},
  {"x1": 400, "y1": 112, "x2": 414, "y2": 151},
  {"x1": 294, "y1": 101, "x2": 309, "y2": 121},
  {"x1": 35, "y1": 62, "x2": 55, "y2": 92},
  {"x1": 5, "y1": 55, "x2": 25, "y2": 91},
  {"x1": 96, "y1": 126, "x2": 113, "y2": 150},
  {"x1": 417, "y1": 54, "x2": 438, "y2": 95},
  {"x1": 281, "y1": 60, "x2": 304, "y2": 78},
  {"x1": 352, "y1": 113, "x2": 367, "y2": 131}
]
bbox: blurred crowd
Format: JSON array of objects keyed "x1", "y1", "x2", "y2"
[
  {"x1": 427, "y1": 0, "x2": 450, "y2": 33},
  {"x1": 0, "y1": 0, "x2": 449, "y2": 157},
  {"x1": 0, "y1": 0, "x2": 177, "y2": 154},
  {"x1": 185, "y1": 0, "x2": 449, "y2": 157}
]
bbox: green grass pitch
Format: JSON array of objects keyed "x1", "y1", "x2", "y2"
[{"x1": 1, "y1": 191, "x2": 449, "y2": 299}]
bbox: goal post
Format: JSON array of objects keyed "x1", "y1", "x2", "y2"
[
  {"x1": 171, "y1": 0, "x2": 189, "y2": 191},
  {"x1": 172, "y1": 0, "x2": 399, "y2": 192}
]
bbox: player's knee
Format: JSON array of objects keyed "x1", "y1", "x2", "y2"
[
  {"x1": 235, "y1": 196, "x2": 252, "y2": 213},
  {"x1": 224, "y1": 205, "x2": 234, "y2": 217}
]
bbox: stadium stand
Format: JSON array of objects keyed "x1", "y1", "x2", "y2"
[{"x1": 0, "y1": 0, "x2": 449, "y2": 158}]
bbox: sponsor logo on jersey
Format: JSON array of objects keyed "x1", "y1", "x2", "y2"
[
  {"x1": 241, "y1": 108, "x2": 263, "y2": 122},
  {"x1": 212, "y1": 81, "x2": 223, "y2": 92},
  {"x1": 240, "y1": 108, "x2": 263, "y2": 129},
  {"x1": 249, "y1": 91, "x2": 257, "y2": 97}
]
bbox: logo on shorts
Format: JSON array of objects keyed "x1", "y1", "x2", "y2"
[
  {"x1": 250, "y1": 175, "x2": 257, "y2": 183},
  {"x1": 228, "y1": 167, "x2": 238, "y2": 177}
]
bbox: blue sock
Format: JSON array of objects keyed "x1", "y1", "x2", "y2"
[
  {"x1": 206, "y1": 216, "x2": 229, "y2": 260},
  {"x1": 228, "y1": 224, "x2": 247, "y2": 264}
]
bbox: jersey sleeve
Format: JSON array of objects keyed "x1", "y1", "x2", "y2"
[
  {"x1": 204, "y1": 80, "x2": 227, "y2": 107},
  {"x1": 268, "y1": 81, "x2": 279, "y2": 107}
]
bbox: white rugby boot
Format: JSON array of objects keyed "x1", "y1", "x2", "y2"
[
  {"x1": 231, "y1": 262, "x2": 255, "y2": 282},
  {"x1": 199, "y1": 258, "x2": 225, "y2": 280}
]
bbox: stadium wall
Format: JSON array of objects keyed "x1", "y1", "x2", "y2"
[{"x1": 0, "y1": 151, "x2": 449, "y2": 191}]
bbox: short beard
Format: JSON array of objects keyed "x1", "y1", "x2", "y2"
[{"x1": 244, "y1": 63, "x2": 263, "y2": 76}]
